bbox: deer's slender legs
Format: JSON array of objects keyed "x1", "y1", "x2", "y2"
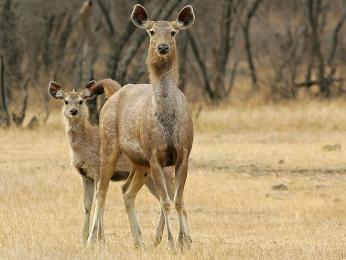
[
  {"x1": 150, "y1": 152, "x2": 175, "y2": 249},
  {"x1": 145, "y1": 168, "x2": 175, "y2": 246},
  {"x1": 122, "y1": 167, "x2": 147, "y2": 248},
  {"x1": 91, "y1": 172, "x2": 104, "y2": 241},
  {"x1": 174, "y1": 148, "x2": 192, "y2": 248},
  {"x1": 121, "y1": 168, "x2": 135, "y2": 194},
  {"x1": 82, "y1": 176, "x2": 94, "y2": 242},
  {"x1": 144, "y1": 175, "x2": 165, "y2": 246},
  {"x1": 87, "y1": 145, "x2": 120, "y2": 244}
]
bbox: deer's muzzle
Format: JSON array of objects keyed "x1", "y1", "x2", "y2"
[{"x1": 157, "y1": 43, "x2": 169, "y2": 55}]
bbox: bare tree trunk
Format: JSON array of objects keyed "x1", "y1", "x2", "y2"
[
  {"x1": 126, "y1": 51, "x2": 147, "y2": 84},
  {"x1": 51, "y1": 13, "x2": 74, "y2": 80},
  {"x1": 96, "y1": 0, "x2": 115, "y2": 35},
  {"x1": 79, "y1": 1, "x2": 99, "y2": 124},
  {"x1": 86, "y1": 70, "x2": 98, "y2": 124},
  {"x1": 242, "y1": 0, "x2": 263, "y2": 90},
  {"x1": 213, "y1": 0, "x2": 233, "y2": 98},
  {"x1": 302, "y1": 0, "x2": 345, "y2": 97},
  {"x1": 106, "y1": 0, "x2": 145, "y2": 79},
  {"x1": 0, "y1": 54, "x2": 9, "y2": 127},
  {"x1": 188, "y1": 33, "x2": 216, "y2": 101},
  {"x1": 11, "y1": 76, "x2": 30, "y2": 126},
  {"x1": 0, "y1": 0, "x2": 22, "y2": 94},
  {"x1": 188, "y1": 1, "x2": 242, "y2": 102}
]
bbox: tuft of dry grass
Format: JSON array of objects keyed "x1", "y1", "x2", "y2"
[{"x1": 1, "y1": 101, "x2": 346, "y2": 259}]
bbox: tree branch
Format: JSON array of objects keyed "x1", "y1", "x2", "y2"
[{"x1": 96, "y1": 0, "x2": 115, "y2": 35}]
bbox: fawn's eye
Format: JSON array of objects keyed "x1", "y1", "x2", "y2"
[
  {"x1": 149, "y1": 30, "x2": 155, "y2": 36},
  {"x1": 171, "y1": 31, "x2": 176, "y2": 37},
  {"x1": 64, "y1": 100, "x2": 68, "y2": 105},
  {"x1": 79, "y1": 100, "x2": 83, "y2": 105}
]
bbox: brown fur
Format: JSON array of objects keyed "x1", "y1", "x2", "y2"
[{"x1": 88, "y1": 5, "x2": 195, "y2": 248}]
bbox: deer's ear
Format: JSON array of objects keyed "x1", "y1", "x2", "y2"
[
  {"x1": 131, "y1": 4, "x2": 151, "y2": 29},
  {"x1": 82, "y1": 80, "x2": 97, "y2": 100},
  {"x1": 175, "y1": 5, "x2": 195, "y2": 30},
  {"x1": 48, "y1": 81, "x2": 64, "y2": 99}
]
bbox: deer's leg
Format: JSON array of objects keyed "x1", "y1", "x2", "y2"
[
  {"x1": 174, "y1": 148, "x2": 192, "y2": 248},
  {"x1": 82, "y1": 176, "x2": 94, "y2": 242},
  {"x1": 144, "y1": 175, "x2": 165, "y2": 246},
  {"x1": 92, "y1": 172, "x2": 104, "y2": 241},
  {"x1": 150, "y1": 153, "x2": 175, "y2": 249},
  {"x1": 164, "y1": 166, "x2": 175, "y2": 200},
  {"x1": 145, "y1": 167, "x2": 175, "y2": 246},
  {"x1": 121, "y1": 168, "x2": 135, "y2": 194},
  {"x1": 88, "y1": 144, "x2": 120, "y2": 245},
  {"x1": 122, "y1": 167, "x2": 147, "y2": 248}
]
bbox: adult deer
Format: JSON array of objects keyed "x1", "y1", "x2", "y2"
[{"x1": 88, "y1": 4, "x2": 195, "y2": 249}]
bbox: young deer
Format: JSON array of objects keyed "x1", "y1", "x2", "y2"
[
  {"x1": 48, "y1": 79, "x2": 174, "y2": 243},
  {"x1": 88, "y1": 5, "x2": 195, "y2": 249}
]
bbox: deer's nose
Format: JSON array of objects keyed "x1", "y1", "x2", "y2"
[
  {"x1": 157, "y1": 43, "x2": 169, "y2": 54},
  {"x1": 70, "y1": 108, "x2": 78, "y2": 115}
]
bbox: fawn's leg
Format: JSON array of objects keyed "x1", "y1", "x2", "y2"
[
  {"x1": 92, "y1": 172, "x2": 104, "y2": 241},
  {"x1": 82, "y1": 176, "x2": 94, "y2": 242}
]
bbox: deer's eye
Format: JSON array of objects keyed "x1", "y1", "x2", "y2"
[
  {"x1": 64, "y1": 100, "x2": 68, "y2": 105},
  {"x1": 171, "y1": 31, "x2": 176, "y2": 37},
  {"x1": 149, "y1": 30, "x2": 155, "y2": 36},
  {"x1": 79, "y1": 100, "x2": 83, "y2": 105}
]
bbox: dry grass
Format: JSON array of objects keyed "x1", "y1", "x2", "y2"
[{"x1": 1, "y1": 101, "x2": 346, "y2": 259}]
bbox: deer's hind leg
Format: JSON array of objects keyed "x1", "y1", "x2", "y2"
[
  {"x1": 145, "y1": 167, "x2": 175, "y2": 246},
  {"x1": 150, "y1": 152, "x2": 175, "y2": 249},
  {"x1": 122, "y1": 165, "x2": 147, "y2": 248},
  {"x1": 81, "y1": 176, "x2": 94, "y2": 242}
]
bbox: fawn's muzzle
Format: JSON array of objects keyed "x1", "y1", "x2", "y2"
[{"x1": 157, "y1": 43, "x2": 169, "y2": 54}]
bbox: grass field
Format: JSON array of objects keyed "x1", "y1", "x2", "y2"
[{"x1": 1, "y1": 101, "x2": 346, "y2": 259}]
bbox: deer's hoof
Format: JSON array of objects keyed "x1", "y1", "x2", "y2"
[{"x1": 179, "y1": 234, "x2": 192, "y2": 251}]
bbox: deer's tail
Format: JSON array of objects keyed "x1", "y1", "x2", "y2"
[{"x1": 89, "y1": 79, "x2": 122, "y2": 98}]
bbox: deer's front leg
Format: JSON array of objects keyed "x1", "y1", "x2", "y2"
[
  {"x1": 81, "y1": 174, "x2": 94, "y2": 242},
  {"x1": 150, "y1": 153, "x2": 175, "y2": 249},
  {"x1": 87, "y1": 146, "x2": 120, "y2": 245},
  {"x1": 174, "y1": 148, "x2": 192, "y2": 249}
]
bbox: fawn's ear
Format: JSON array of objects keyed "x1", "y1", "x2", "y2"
[
  {"x1": 131, "y1": 4, "x2": 152, "y2": 29},
  {"x1": 48, "y1": 81, "x2": 64, "y2": 99},
  {"x1": 82, "y1": 80, "x2": 97, "y2": 100},
  {"x1": 174, "y1": 5, "x2": 195, "y2": 30}
]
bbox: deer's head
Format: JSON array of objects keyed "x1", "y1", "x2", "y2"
[
  {"x1": 48, "y1": 80, "x2": 97, "y2": 119},
  {"x1": 131, "y1": 4, "x2": 195, "y2": 75}
]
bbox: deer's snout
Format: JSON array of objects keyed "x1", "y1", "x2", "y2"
[
  {"x1": 157, "y1": 43, "x2": 169, "y2": 55},
  {"x1": 70, "y1": 108, "x2": 78, "y2": 116}
]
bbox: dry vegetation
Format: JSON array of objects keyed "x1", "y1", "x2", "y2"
[{"x1": 1, "y1": 101, "x2": 346, "y2": 259}]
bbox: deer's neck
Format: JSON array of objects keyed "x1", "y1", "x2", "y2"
[
  {"x1": 65, "y1": 117, "x2": 91, "y2": 147},
  {"x1": 148, "y1": 53, "x2": 180, "y2": 134}
]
